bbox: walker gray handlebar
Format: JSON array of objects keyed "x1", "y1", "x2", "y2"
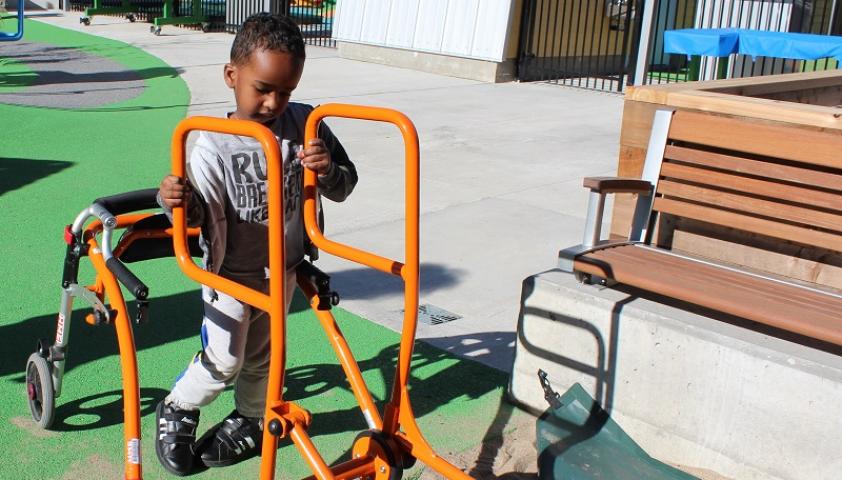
[
  {"x1": 91, "y1": 189, "x2": 158, "y2": 300},
  {"x1": 106, "y1": 257, "x2": 149, "y2": 300}
]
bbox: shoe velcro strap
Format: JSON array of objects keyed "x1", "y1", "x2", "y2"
[
  {"x1": 164, "y1": 419, "x2": 198, "y2": 435},
  {"x1": 161, "y1": 433, "x2": 197, "y2": 444},
  {"x1": 217, "y1": 418, "x2": 258, "y2": 450}
]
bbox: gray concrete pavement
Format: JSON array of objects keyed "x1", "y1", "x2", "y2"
[{"x1": 36, "y1": 14, "x2": 624, "y2": 373}]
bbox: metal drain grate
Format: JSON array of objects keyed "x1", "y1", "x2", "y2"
[{"x1": 416, "y1": 304, "x2": 462, "y2": 325}]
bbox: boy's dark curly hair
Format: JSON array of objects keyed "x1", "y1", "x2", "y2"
[{"x1": 230, "y1": 13, "x2": 306, "y2": 65}]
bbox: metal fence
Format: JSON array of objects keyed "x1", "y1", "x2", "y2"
[
  {"x1": 225, "y1": 0, "x2": 335, "y2": 47},
  {"x1": 68, "y1": 0, "x2": 225, "y2": 28},
  {"x1": 292, "y1": 0, "x2": 335, "y2": 47},
  {"x1": 224, "y1": 0, "x2": 287, "y2": 33},
  {"x1": 643, "y1": 0, "x2": 841, "y2": 85},
  {"x1": 518, "y1": 0, "x2": 842, "y2": 92},
  {"x1": 517, "y1": 0, "x2": 643, "y2": 92},
  {"x1": 67, "y1": 0, "x2": 335, "y2": 45}
]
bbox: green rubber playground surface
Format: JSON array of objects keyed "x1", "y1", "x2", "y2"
[
  {"x1": 0, "y1": 20, "x2": 510, "y2": 479},
  {"x1": 0, "y1": 55, "x2": 35, "y2": 92}
]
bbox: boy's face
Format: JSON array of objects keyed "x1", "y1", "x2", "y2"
[{"x1": 224, "y1": 49, "x2": 304, "y2": 125}]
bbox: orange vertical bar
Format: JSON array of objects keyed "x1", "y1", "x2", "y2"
[
  {"x1": 262, "y1": 113, "x2": 287, "y2": 480},
  {"x1": 302, "y1": 106, "x2": 410, "y2": 277},
  {"x1": 395, "y1": 107, "x2": 420, "y2": 435},
  {"x1": 303, "y1": 104, "x2": 473, "y2": 479},
  {"x1": 303, "y1": 104, "x2": 420, "y2": 434},
  {"x1": 169, "y1": 117, "x2": 287, "y2": 480},
  {"x1": 88, "y1": 243, "x2": 142, "y2": 480}
]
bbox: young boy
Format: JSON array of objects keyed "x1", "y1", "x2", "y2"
[{"x1": 156, "y1": 13, "x2": 357, "y2": 476}]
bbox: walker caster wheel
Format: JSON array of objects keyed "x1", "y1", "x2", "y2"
[
  {"x1": 26, "y1": 353, "x2": 55, "y2": 429},
  {"x1": 352, "y1": 431, "x2": 408, "y2": 480},
  {"x1": 201, "y1": 22, "x2": 211, "y2": 33},
  {"x1": 151, "y1": 26, "x2": 162, "y2": 35},
  {"x1": 80, "y1": 17, "x2": 91, "y2": 26},
  {"x1": 126, "y1": 14, "x2": 136, "y2": 22}
]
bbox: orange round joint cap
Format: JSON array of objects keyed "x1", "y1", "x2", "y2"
[
  {"x1": 351, "y1": 431, "x2": 404, "y2": 480},
  {"x1": 266, "y1": 401, "x2": 312, "y2": 438}
]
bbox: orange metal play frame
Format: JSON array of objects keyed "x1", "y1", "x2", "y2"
[{"x1": 164, "y1": 104, "x2": 474, "y2": 480}]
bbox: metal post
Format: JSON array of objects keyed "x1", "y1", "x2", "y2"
[
  {"x1": 634, "y1": 0, "x2": 658, "y2": 85},
  {"x1": 633, "y1": 108, "x2": 673, "y2": 242},
  {"x1": 582, "y1": 192, "x2": 606, "y2": 248},
  {"x1": 0, "y1": 0, "x2": 23, "y2": 42}
]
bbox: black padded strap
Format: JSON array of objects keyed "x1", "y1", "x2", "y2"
[{"x1": 94, "y1": 188, "x2": 159, "y2": 216}]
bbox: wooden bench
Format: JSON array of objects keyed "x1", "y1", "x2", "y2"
[{"x1": 558, "y1": 108, "x2": 842, "y2": 347}]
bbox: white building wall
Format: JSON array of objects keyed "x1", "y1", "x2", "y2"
[{"x1": 334, "y1": 0, "x2": 514, "y2": 62}]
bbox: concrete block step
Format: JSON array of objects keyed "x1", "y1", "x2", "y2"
[{"x1": 508, "y1": 269, "x2": 842, "y2": 480}]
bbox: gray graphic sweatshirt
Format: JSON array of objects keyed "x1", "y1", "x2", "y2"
[{"x1": 164, "y1": 102, "x2": 357, "y2": 281}]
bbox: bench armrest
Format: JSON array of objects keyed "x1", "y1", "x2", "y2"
[
  {"x1": 581, "y1": 176, "x2": 654, "y2": 248},
  {"x1": 560, "y1": 177, "x2": 656, "y2": 273},
  {"x1": 583, "y1": 177, "x2": 653, "y2": 195}
]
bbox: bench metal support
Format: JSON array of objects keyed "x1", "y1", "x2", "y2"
[
  {"x1": 559, "y1": 108, "x2": 674, "y2": 272},
  {"x1": 633, "y1": 108, "x2": 673, "y2": 243}
]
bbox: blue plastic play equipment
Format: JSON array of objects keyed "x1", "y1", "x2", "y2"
[{"x1": 0, "y1": 0, "x2": 24, "y2": 42}]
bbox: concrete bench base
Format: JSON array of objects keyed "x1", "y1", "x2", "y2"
[{"x1": 508, "y1": 269, "x2": 842, "y2": 480}]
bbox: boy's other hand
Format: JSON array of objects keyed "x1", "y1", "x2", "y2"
[
  {"x1": 298, "y1": 139, "x2": 332, "y2": 176},
  {"x1": 159, "y1": 175, "x2": 192, "y2": 209}
]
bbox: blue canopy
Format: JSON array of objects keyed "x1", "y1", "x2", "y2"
[
  {"x1": 664, "y1": 28, "x2": 842, "y2": 62},
  {"x1": 738, "y1": 29, "x2": 842, "y2": 61},
  {"x1": 663, "y1": 28, "x2": 740, "y2": 57}
]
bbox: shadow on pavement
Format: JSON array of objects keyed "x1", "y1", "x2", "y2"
[
  {"x1": 50, "y1": 387, "x2": 167, "y2": 432},
  {"x1": 329, "y1": 262, "x2": 464, "y2": 301},
  {"x1": 0, "y1": 156, "x2": 73, "y2": 196}
]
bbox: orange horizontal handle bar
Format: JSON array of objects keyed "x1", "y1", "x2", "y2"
[
  {"x1": 170, "y1": 116, "x2": 287, "y2": 313},
  {"x1": 303, "y1": 104, "x2": 420, "y2": 278}
]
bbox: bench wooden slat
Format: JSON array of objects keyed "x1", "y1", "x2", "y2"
[
  {"x1": 578, "y1": 246, "x2": 842, "y2": 317},
  {"x1": 653, "y1": 197, "x2": 842, "y2": 252},
  {"x1": 659, "y1": 162, "x2": 842, "y2": 212},
  {"x1": 657, "y1": 180, "x2": 842, "y2": 233},
  {"x1": 573, "y1": 245, "x2": 842, "y2": 345},
  {"x1": 592, "y1": 246, "x2": 842, "y2": 315},
  {"x1": 663, "y1": 144, "x2": 842, "y2": 193},
  {"x1": 669, "y1": 110, "x2": 842, "y2": 169}
]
